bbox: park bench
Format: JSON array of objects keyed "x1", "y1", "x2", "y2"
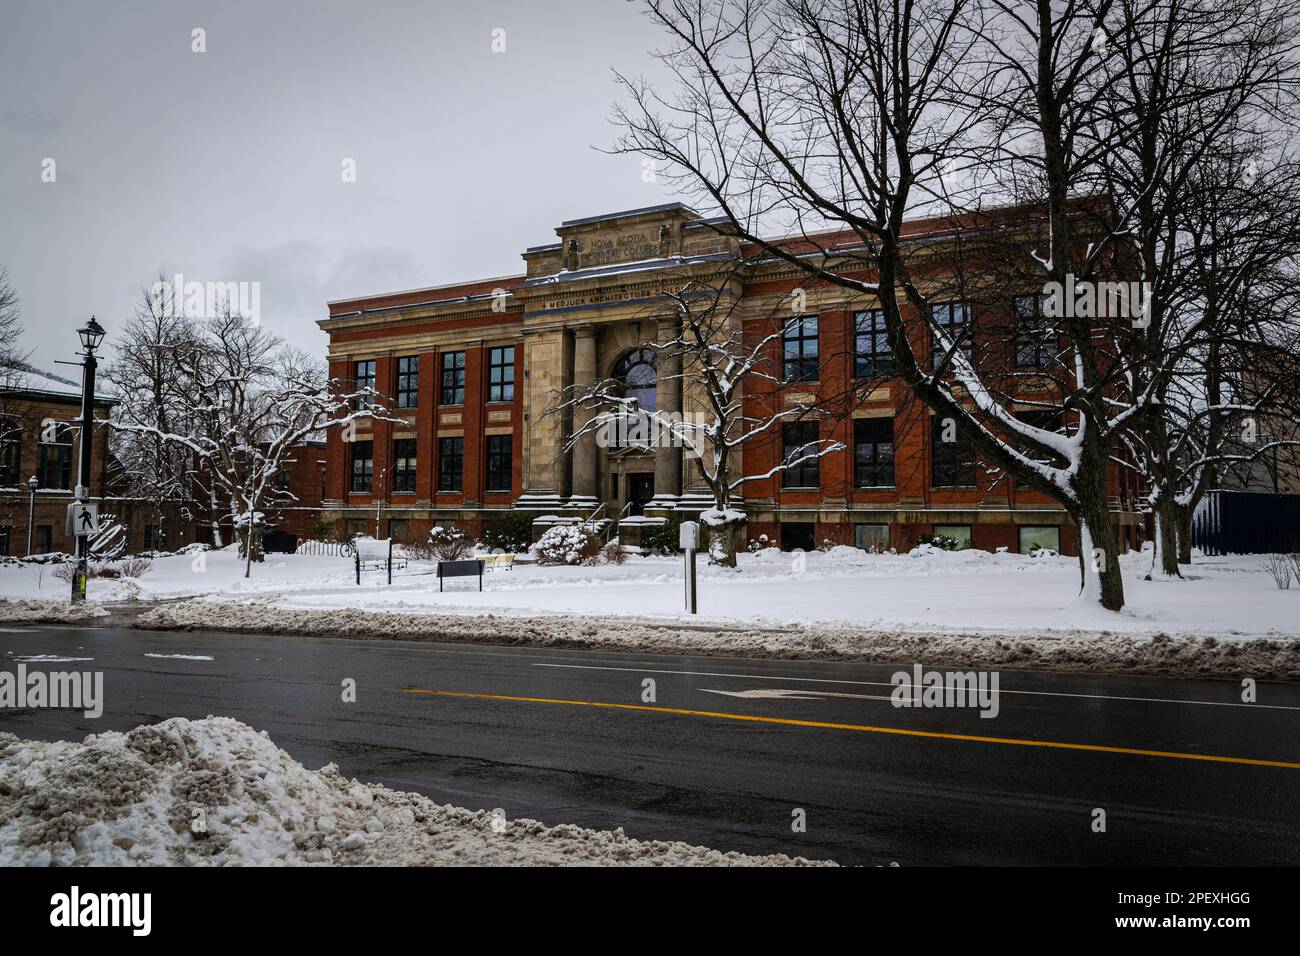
[
  {"x1": 476, "y1": 553, "x2": 515, "y2": 573},
  {"x1": 437, "y1": 558, "x2": 483, "y2": 592},
  {"x1": 354, "y1": 537, "x2": 407, "y2": 585}
]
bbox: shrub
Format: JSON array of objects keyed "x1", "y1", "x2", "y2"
[
  {"x1": 116, "y1": 556, "x2": 153, "y2": 578},
  {"x1": 52, "y1": 563, "x2": 76, "y2": 583},
  {"x1": 427, "y1": 526, "x2": 473, "y2": 561},
  {"x1": 601, "y1": 540, "x2": 630, "y2": 565},
  {"x1": 535, "y1": 525, "x2": 602, "y2": 566},
  {"x1": 639, "y1": 516, "x2": 683, "y2": 556},
  {"x1": 1263, "y1": 554, "x2": 1293, "y2": 590},
  {"x1": 925, "y1": 534, "x2": 964, "y2": 551},
  {"x1": 480, "y1": 511, "x2": 535, "y2": 553}
]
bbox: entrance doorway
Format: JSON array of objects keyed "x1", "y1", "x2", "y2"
[{"x1": 627, "y1": 473, "x2": 655, "y2": 515}]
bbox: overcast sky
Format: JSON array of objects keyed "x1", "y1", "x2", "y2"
[{"x1": 0, "y1": 0, "x2": 676, "y2": 372}]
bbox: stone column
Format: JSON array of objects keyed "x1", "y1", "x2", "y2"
[
  {"x1": 569, "y1": 324, "x2": 599, "y2": 504},
  {"x1": 652, "y1": 316, "x2": 683, "y2": 502}
]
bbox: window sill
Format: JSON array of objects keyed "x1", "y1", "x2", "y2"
[
  {"x1": 855, "y1": 485, "x2": 896, "y2": 490},
  {"x1": 930, "y1": 486, "x2": 978, "y2": 491},
  {"x1": 781, "y1": 486, "x2": 821, "y2": 491}
]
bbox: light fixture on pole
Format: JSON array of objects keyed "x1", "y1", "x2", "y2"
[
  {"x1": 70, "y1": 316, "x2": 105, "y2": 603},
  {"x1": 26, "y1": 474, "x2": 38, "y2": 556}
]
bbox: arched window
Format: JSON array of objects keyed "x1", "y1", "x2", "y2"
[{"x1": 613, "y1": 348, "x2": 656, "y2": 412}]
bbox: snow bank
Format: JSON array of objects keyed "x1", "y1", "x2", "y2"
[
  {"x1": 137, "y1": 600, "x2": 1300, "y2": 681},
  {"x1": 0, "y1": 717, "x2": 829, "y2": 867},
  {"x1": 0, "y1": 599, "x2": 109, "y2": 624}
]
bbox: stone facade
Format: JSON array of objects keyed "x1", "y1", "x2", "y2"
[{"x1": 317, "y1": 202, "x2": 1147, "y2": 555}]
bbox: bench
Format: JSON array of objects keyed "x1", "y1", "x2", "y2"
[
  {"x1": 437, "y1": 559, "x2": 483, "y2": 592},
  {"x1": 476, "y1": 554, "x2": 516, "y2": 573},
  {"x1": 354, "y1": 537, "x2": 408, "y2": 585}
]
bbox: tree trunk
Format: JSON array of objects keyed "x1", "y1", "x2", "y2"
[
  {"x1": 706, "y1": 518, "x2": 742, "y2": 568},
  {"x1": 1146, "y1": 496, "x2": 1183, "y2": 580},
  {"x1": 1176, "y1": 503, "x2": 1194, "y2": 565},
  {"x1": 1074, "y1": 497, "x2": 1126, "y2": 612}
]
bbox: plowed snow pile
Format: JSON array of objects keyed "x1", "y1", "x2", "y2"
[{"x1": 0, "y1": 717, "x2": 829, "y2": 867}]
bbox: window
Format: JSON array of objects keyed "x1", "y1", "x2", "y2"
[
  {"x1": 0, "y1": 528, "x2": 9, "y2": 557},
  {"x1": 485, "y1": 435, "x2": 512, "y2": 492},
  {"x1": 931, "y1": 301, "x2": 972, "y2": 369},
  {"x1": 350, "y1": 440, "x2": 373, "y2": 493},
  {"x1": 931, "y1": 416, "x2": 976, "y2": 487},
  {"x1": 346, "y1": 519, "x2": 366, "y2": 539},
  {"x1": 779, "y1": 522, "x2": 816, "y2": 552},
  {"x1": 782, "y1": 316, "x2": 819, "y2": 382},
  {"x1": 488, "y1": 347, "x2": 515, "y2": 403},
  {"x1": 38, "y1": 423, "x2": 72, "y2": 490},
  {"x1": 392, "y1": 438, "x2": 417, "y2": 493},
  {"x1": 36, "y1": 526, "x2": 51, "y2": 554},
  {"x1": 441, "y1": 351, "x2": 466, "y2": 405},
  {"x1": 854, "y1": 523, "x2": 890, "y2": 552},
  {"x1": 0, "y1": 418, "x2": 19, "y2": 486},
  {"x1": 438, "y1": 437, "x2": 463, "y2": 492},
  {"x1": 144, "y1": 525, "x2": 163, "y2": 552},
  {"x1": 396, "y1": 356, "x2": 419, "y2": 408},
  {"x1": 1014, "y1": 295, "x2": 1054, "y2": 369},
  {"x1": 610, "y1": 474, "x2": 620, "y2": 499},
  {"x1": 854, "y1": 310, "x2": 893, "y2": 378},
  {"x1": 353, "y1": 359, "x2": 376, "y2": 409},
  {"x1": 933, "y1": 524, "x2": 973, "y2": 549},
  {"x1": 1019, "y1": 525, "x2": 1061, "y2": 554},
  {"x1": 275, "y1": 469, "x2": 292, "y2": 493},
  {"x1": 387, "y1": 518, "x2": 410, "y2": 543},
  {"x1": 853, "y1": 417, "x2": 894, "y2": 487},
  {"x1": 782, "y1": 421, "x2": 821, "y2": 488},
  {"x1": 613, "y1": 348, "x2": 656, "y2": 411}
]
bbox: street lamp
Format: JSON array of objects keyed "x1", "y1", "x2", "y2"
[
  {"x1": 70, "y1": 316, "x2": 104, "y2": 603},
  {"x1": 26, "y1": 474, "x2": 38, "y2": 556}
]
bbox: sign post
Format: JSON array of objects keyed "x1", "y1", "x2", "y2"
[{"x1": 679, "y1": 520, "x2": 699, "y2": 615}]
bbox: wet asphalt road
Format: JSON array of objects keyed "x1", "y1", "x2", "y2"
[{"x1": 2, "y1": 623, "x2": 1298, "y2": 866}]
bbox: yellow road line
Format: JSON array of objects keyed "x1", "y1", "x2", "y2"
[{"x1": 400, "y1": 688, "x2": 1300, "y2": 770}]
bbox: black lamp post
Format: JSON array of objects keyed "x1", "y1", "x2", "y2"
[
  {"x1": 26, "y1": 474, "x2": 38, "y2": 556},
  {"x1": 70, "y1": 316, "x2": 105, "y2": 602}
]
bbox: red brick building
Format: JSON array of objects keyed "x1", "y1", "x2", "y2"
[{"x1": 317, "y1": 203, "x2": 1146, "y2": 554}]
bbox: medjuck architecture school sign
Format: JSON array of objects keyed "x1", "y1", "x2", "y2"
[{"x1": 318, "y1": 202, "x2": 1145, "y2": 554}]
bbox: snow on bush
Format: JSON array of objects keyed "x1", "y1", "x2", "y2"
[
  {"x1": 427, "y1": 526, "x2": 472, "y2": 562},
  {"x1": 535, "y1": 525, "x2": 601, "y2": 566},
  {"x1": 0, "y1": 717, "x2": 829, "y2": 867}
]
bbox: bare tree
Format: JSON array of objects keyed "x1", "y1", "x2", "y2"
[
  {"x1": 614, "y1": 0, "x2": 1298, "y2": 610},
  {"x1": 111, "y1": 310, "x2": 389, "y2": 577}
]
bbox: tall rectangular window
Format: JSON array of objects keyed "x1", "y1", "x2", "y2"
[
  {"x1": 350, "y1": 440, "x2": 373, "y2": 493},
  {"x1": 488, "y1": 346, "x2": 515, "y2": 403},
  {"x1": 1014, "y1": 295, "x2": 1054, "y2": 369},
  {"x1": 485, "y1": 434, "x2": 512, "y2": 491},
  {"x1": 854, "y1": 310, "x2": 893, "y2": 378},
  {"x1": 392, "y1": 438, "x2": 417, "y2": 493},
  {"x1": 353, "y1": 359, "x2": 376, "y2": 409},
  {"x1": 781, "y1": 421, "x2": 821, "y2": 488},
  {"x1": 38, "y1": 423, "x2": 72, "y2": 490},
  {"x1": 438, "y1": 436, "x2": 463, "y2": 492},
  {"x1": 0, "y1": 418, "x2": 20, "y2": 486},
  {"x1": 931, "y1": 301, "x2": 973, "y2": 368},
  {"x1": 931, "y1": 416, "x2": 976, "y2": 487},
  {"x1": 395, "y1": 356, "x2": 419, "y2": 408},
  {"x1": 854, "y1": 417, "x2": 894, "y2": 487},
  {"x1": 782, "y1": 316, "x2": 819, "y2": 382},
  {"x1": 441, "y1": 351, "x2": 466, "y2": 405}
]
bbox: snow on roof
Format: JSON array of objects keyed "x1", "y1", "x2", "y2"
[{"x1": 0, "y1": 362, "x2": 116, "y2": 403}]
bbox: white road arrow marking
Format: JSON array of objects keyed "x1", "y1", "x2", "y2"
[{"x1": 699, "y1": 688, "x2": 890, "y2": 702}]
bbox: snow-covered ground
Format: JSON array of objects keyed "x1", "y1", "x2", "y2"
[
  {"x1": 3, "y1": 544, "x2": 1296, "y2": 641},
  {"x1": 0, "y1": 717, "x2": 829, "y2": 866}
]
